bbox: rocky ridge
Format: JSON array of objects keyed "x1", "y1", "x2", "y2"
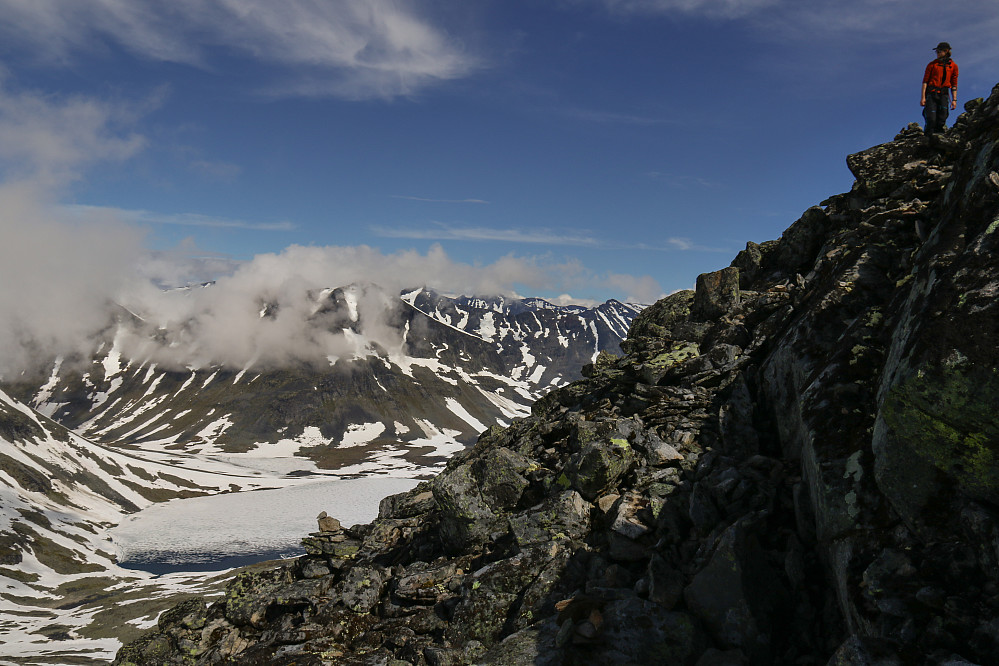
[{"x1": 114, "y1": 85, "x2": 999, "y2": 665}]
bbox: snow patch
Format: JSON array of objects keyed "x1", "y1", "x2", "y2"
[
  {"x1": 444, "y1": 398, "x2": 486, "y2": 433},
  {"x1": 340, "y1": 422, "x2": 387, "y2": 448}
]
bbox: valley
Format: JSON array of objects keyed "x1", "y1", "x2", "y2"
[{"x1": 0, "y1": 286, "x2": 641, "y2": 663}]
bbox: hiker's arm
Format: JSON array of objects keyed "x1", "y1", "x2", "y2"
[
  {"x1": 921, "y1": 82, "x2": 927, "y2": 107},
  {"x1": 951, "y1": 65, "x2": 958, "y2": 109}
]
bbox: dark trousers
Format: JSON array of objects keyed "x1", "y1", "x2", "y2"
[{"x1": 923, "y1": 90, "x2": 950, "y2": 135}]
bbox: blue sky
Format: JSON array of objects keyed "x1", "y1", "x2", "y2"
[{"x1": 1, "y1": 0, "x2": 997, "y2": 305}]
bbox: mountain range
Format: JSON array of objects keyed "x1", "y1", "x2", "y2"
[
  {"x1": 5, "y1": 285, "x2": 640, "y2": 464},
  {"x1": 0, "y1": 286, "x2": 642, "y2": 663}
]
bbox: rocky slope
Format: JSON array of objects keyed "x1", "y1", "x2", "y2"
[{"x1": 113, "y1": 85, "x2": 999, "y2": 665}]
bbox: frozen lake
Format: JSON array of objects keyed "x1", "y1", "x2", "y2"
[{"x1": 111, "y1": 475, "x2": 421, "y2": 574}]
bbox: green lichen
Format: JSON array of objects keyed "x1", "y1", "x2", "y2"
[
  {"x1": 881, "y1": 363, "x2": 999, "y2": 500},
  {"x1": 556, "y1": 472, "x2": 571, "y2": 489},
  {"x1": 610, "y1": 438, "x2": 631, "y2": 450},
  {"x1": 647, "y1": 342, "x2": 700, "y2": 370},
  {"x1": 985, "y1": 216, "x2": 999, "y2": 235},
  {"x1": 849, "y1": 345, "x2": 869, "y2": 365}
]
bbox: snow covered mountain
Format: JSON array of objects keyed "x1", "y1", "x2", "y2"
[
  {"x1": 5, "y1": 285, "x2": 642, "y2": 470},
  {"x1": 0, "y1": 286, "x2": 641, "y2": 661}
]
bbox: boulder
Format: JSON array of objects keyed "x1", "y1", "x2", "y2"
[
  {"x1": 316, "y1": 511, "x2": 341, "y2": 533},
  {"x1": 565, "y1": 438, "x2": 636, "y2": 501},
  {"x1": 692, "y1": 267, "x2": 741, "y2": 321}
]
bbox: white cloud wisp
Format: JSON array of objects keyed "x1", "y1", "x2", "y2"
[{"x1": 0, "y1": 0, "x2": 478, "y2": 99}]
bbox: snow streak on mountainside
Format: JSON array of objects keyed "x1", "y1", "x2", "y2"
[
  {"x1": 0, "y1": 387, "x2": 293, "y2": 661},
  {"x1": 8, "y1": 286, "x2": 642, "y2": 468}
]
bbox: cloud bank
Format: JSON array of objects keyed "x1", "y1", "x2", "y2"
[
  {"x1": 0, "y1": 65, "x2": 664, "y2": 377},
  {"x1": 0, "y1": 0, "x2": 477, "y2": 99}
]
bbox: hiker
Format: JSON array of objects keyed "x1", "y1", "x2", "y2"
[{"x1": 921, "y1": 42, "x2": 959, "y2": 136}]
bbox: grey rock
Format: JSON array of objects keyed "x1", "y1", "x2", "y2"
[
  {"x1": 510, "y1": 490, "x2": 590, "y2": 547},
  {"x1": 692, "y1": 267, "x2": 741, "y2": 321},
  {"x1": 565, "y1": 439, "x2": 635, "y2": 501},
  {"x1": 336, "y1": 565, "x2": 388, "y2": 613},
  {"x1": 316, "y1": 511, "x2": 341, "y2": 533}
]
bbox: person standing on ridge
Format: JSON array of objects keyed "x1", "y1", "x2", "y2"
[{"x1": 921, "y1": 42, "x2": 959, "y2": 136}]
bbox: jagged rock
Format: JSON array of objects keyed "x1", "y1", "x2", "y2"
[
  {"x1": 646, "y1": 554, "x2": 685, "y2": 610},
  {"x1": 476, "y1": 621, "x2": 561, "y2": 665},
  {"x1": 564, "y1": 437, "x2": 635, "y2": 501},
  {"x1": 772, "y1": 205, "x2": 831, "y2": 274},
  {"x1": 224, "y1": 568, "x2": 296, "y2": 627},
  {"x1": 731, "y1": 241, "x2": 763, "y2": 288},
  {"x1": 826, "y1": 635, "x2": 905, "y2": 665},
  {"x1": 692, "y1": 267, "x2": 741, "y2": 321},
  {"x1": 608, "y1": 491, "x2": 652, "y2": 539},
  {"x1": 625, "y1": 289, "x2": 695, "y2": 344},
  {"x1": 336, "y1": 564, "x2": 388, "y2": 613},
  {"x1": 316, "y1": 511, "x2": 341, "y2": 533},
  {"x1": 510, "y1": 489, "x2": 590, "y2": 547},
  {"x1": 432, "y1": 448, "x2": 521, "y2": 552},
  {"x1": 394, "y1": 560, "x2": 463, "y2": 603},
  {"x1": 846, "y1": 123, "x2": 929, "y2": 197},
  {"x1": 378, "y1": 483, "x2": 436, "y2": 519},
  {"x1": 448, "y1": 543, "x2": 572, "y2": 646}
]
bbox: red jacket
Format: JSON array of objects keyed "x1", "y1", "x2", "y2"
[{"x1": 923, "y1": 58, "x2": 959, "y2": 90}]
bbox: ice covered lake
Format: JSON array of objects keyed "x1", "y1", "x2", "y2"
[{"x1": 110, "y1": 475, "x2": 421, "y2": 574}]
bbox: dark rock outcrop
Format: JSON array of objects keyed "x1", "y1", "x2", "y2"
[{"x1": 114, "y1": 86, "x2": 999, "y2": 665}]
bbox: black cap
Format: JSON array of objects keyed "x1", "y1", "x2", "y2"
[{"x1": 934, "y1": 42, "x2": 951, "y2": 51}]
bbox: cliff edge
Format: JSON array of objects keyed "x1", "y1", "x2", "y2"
[{"x1": 114, "y1": 83, "x2": 999, "y2": 665}]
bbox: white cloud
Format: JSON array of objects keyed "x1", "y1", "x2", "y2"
[
  {"x1": 579, "y1": 0, "x2": 999, "y2": 64},
  {"x1": 66, "y1": 205, "x2": 296, "y2": 232},
  {"x1": 0, "y1": 0, "x2": 478, "y2": 99},
  {"x1": 190, "y1": 159, "x2": 242, "y2": 182},
  {"x1": 110, "y1": 243, "x2": 599, "y2": 370},
  {"x1": 373, "y1": 223, "x2": 732, "y2": 254},
  {"x1": 373, "y1": 222, "x2": 604, "y2": 247},
  {"x1": 590, "y1": 0, "x2": 778, "y2": 19},
  {"x1": 607, "y1": 273, "x2": 666, "y2": 303},
  {"x1": 0, "y1": 184, "x2": 145, "y2": 378},
  {"x1": 0, "y1": 76, "x2": 146, "y2": 188},
  {"x1": 551, "y1": 293, "x2": 601, "y2": 308},
  {"x1": 392, "y1": 195, "x2": 490, "y2": 204}
]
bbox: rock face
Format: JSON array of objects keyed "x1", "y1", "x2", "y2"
[{"x1": 114, "y1": 87, "x2": 999, "y2": 665}]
